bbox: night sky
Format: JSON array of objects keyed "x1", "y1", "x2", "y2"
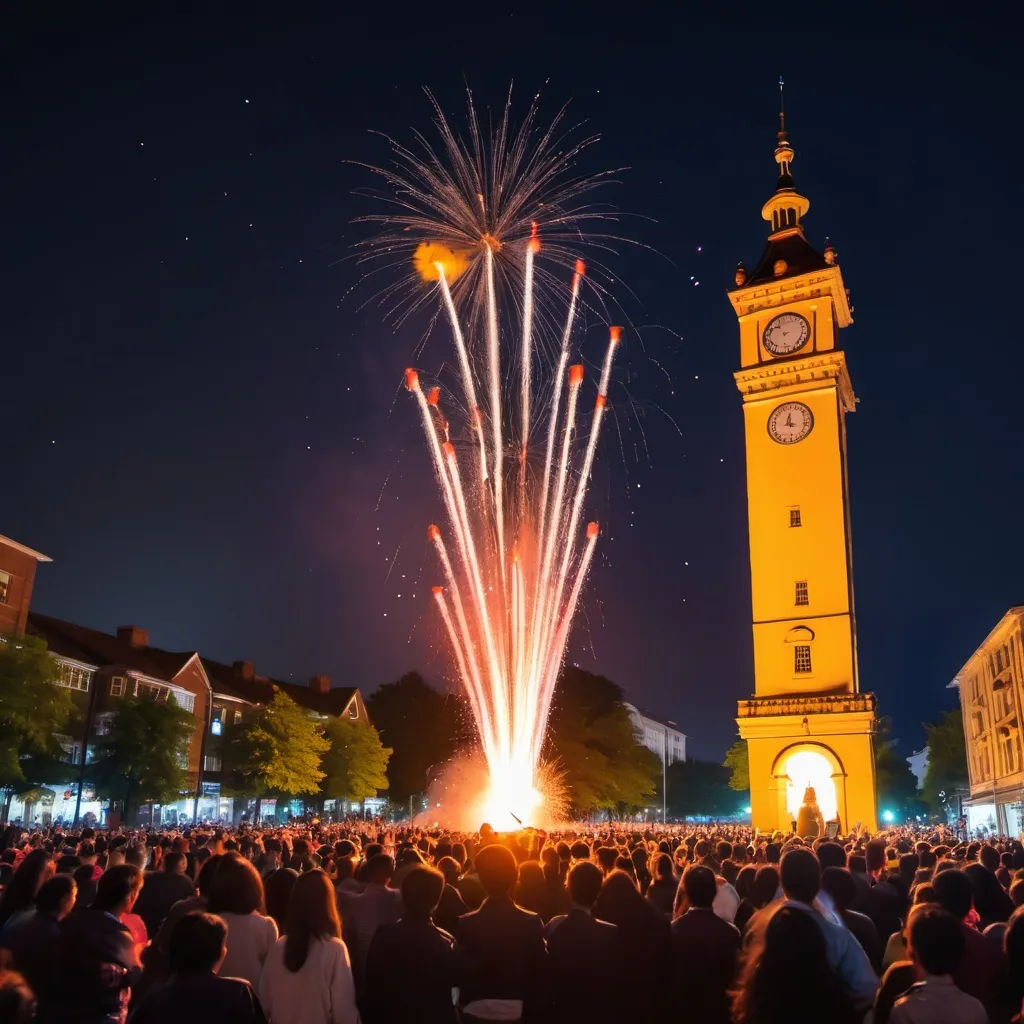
[{"x1": 7, "y1": 10, "x2": 1021, "y2": 760}]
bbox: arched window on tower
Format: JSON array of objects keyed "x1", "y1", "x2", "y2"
[{"x1": 785, "y1": 625, "x2": 815, "y2": 675}]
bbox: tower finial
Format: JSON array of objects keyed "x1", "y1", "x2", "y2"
[{"x1": 778, "y1": 75, "x2": 786, "y2": 140}]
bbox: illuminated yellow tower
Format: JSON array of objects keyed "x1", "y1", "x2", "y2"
[{"x1": 731, "y1": 104, "x2": 877, "y2": 834}]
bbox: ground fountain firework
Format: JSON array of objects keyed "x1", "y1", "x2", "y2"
[{"x1": 359, "y1": 90, "x2": 622, "y2": 828}]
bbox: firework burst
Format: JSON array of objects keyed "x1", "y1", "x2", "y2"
[{"x1": 360, "y1": 88, "x2": 622, "y2": 827}]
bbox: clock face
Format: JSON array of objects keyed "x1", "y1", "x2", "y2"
[
  {"x1": 768, "y1": 402, "x2": 814, "y2": 444},
  {"x1": 762, "y1": 312, "x2": 811, "y2": 356}
]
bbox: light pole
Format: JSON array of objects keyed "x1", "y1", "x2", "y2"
[{"x1": 662, "y1": 728, "x2": 668, "y2": 824}]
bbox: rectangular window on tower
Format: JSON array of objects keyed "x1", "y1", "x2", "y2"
[
  {"x1": 789, "y1": 508, "x2": 802, "y2": 528},
  {"x1": 795, "y1": 581, "x2": 809, "y2": 606},
  {"x1": 794, "y1": 645, "x2": 812, "y2": 674}
]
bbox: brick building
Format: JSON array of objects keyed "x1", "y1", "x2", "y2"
[{"x1": 0, "y1": 534, "x2": 51, "y2": 637}]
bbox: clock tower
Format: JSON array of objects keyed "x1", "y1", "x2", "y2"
[{"x1": 730, "y1": 109, "x2": 877, "y2": 833}]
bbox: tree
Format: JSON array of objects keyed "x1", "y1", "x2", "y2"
[
  {"x1": 0, "y1": 634, "x2": 75, "y2": 821},
  {"x1": 723, "y1": 739, "x2": 750, "y2": 792},
  {"x1": 664, "y1": 758, "x2": 740, "y2": 819},
  {"x1": 90, "y1": 694, "x2": 194, "y2": 823},
  {"x1": 321, "y1": 718, "x2": 392, "y2": 809},
  {"x1": 546, "y1": 668, "x2": 660, "y2": 815},
  {"x1": 922, "y1": 708, "x2": 968, "y2": 817},
  {"x1": 366, "y1": 672, "x2": 462, "y2": 803},
  {"x1": 228, "y1": 689, "x2": 329, "y2": 817},
  {"x1": 874, "y1": 739, "x2": 924, "y2": 820}
]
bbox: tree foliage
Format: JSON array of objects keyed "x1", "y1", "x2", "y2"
[
  {"x1": 321, "y1": 718, "x2": 391, "y2": 804},
  {"x1": 90, "y1": 694, "x2": 194, "y2": 820},
  {"x1": 922, "y1": 708, "x2": 968, "y2": 814},
  {"x1": 0, "y1": 635, "x2": 74, "y2": 791},
  {"x1": 546, "y1": 668, "x2": 660, "y2": 814},
  {"x1": 366, "y1": 672, "x2": 461, "y2": 803},
  {"x1": 874, "y1": 739, "x2": 923, "y2": 819},
  {"x1": 664, "y1": 758, "x2": 740, "y2": 818},
  {"x1": 228, "y1": 689, "x2": 329, "y2": 797},
  {"x1": 723, "y1": 739, "x2": 750, "y2": 793}
]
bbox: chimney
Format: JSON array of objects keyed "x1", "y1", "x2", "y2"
[
  {"x1": 116, "y1": 625, "x2": 149, "y2": 649},
  {"x1": 232, "y1": 660, "x2": 256, "y2": 682},
  {"x1": 308, "y1": 674, "x2": 331, "y2": 695}
]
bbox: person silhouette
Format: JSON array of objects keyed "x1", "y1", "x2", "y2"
[{"x1": 796, "y1": 787, "x2": 824, "y2": 840}]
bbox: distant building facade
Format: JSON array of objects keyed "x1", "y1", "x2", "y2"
[
  {"x1": 12, "y1": 613, "x2": 371, "y2": 827},
  {"x1": 907, "y1": 746, "x2": 929, "y2": 790},
  {"x1": 0, "y1": 534, "x2": 51, "y2": 637},
  {"x1": 624, "y1": 703, "x2": 687, "y2": 764},
  {"x1": 951, "y1": 606, "x2": 1024, "y2": 836}
]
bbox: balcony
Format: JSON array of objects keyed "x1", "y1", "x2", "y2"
[{"x1": 737, "y1": 693, "x2": 876, "y2": 718}]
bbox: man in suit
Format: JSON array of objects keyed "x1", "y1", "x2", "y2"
[
  {"x1": 670, "y1": 865, "x2": 741, "y2": 1024},
  {"x1": 455, "y1": 842, "x2": 547, "y2": 1023},
  {"x1": 133, "y1": 851, "x2": 195, "y2": 938},
  {"x1": 545, "y1": 861, "x2": 622, "y2": 1023}
]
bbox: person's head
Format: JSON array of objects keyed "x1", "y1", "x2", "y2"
[
  {"x1": 735, "y1": 864, "x2": 757, "y2": 901},
  {"x1": 0, "y1": 848, "x2": 53, "y2": 926},
  {"x1": 593, "y1": 868, "x2": 642, "y2": 925},
  {"x1": 907, "y1": 906, "x2": 964, "y2": 977},
  {"x1": 35, "y1": 874, "x2": 76, "y2": 920},
  {"x1": 780, "y1": 848, "x2": 821, "y2": 905},
  {"x1": 1010, "y1": 879, "x2": 1024, "y2": 908},
  {"x1": 566, "y1": 861, "x2": 603, "y2": 910},
  {"x1": 595, "y1": 846, "x2": 618, "y2": 874},
  {"x1": 168, "y1": 912, "x2": 228, "y2": 974},
  {"x1": 751, "y1": 864, "x2": 780, "y2": 908},
  {"x1": 651, "y1": 852, "x2": 675, "y2": 883},
  {"x1": 0, "y1": 969, "x2": 36, "y2": 1024},
  {"x1": 732, "y1": 905, "x2": 853, "y2": 1023},
  {"x1": 865, "y1": 839, "x2": 886, "y2": 876},
  {"x1": 284, "y1": 870, "x2": 341, "y2": 973},
  {"x1": 978, "y1": 845, "x2": 999, "y2": 871},
  {"x1": 694, "y1": 840, "x2": 710, "y2": 860},
  {"x1": 264, "y1": 868, "x2": 299, "y2": 934},
  {"x1": 816, "y1": 842, "x2": 845, "y2": 870},
  {"x1": 1006, "y1": 906, "x2": 1024, "y2": 1000},
  {"x1": 820, "y1": 867, "x2": 857, "y2": 912},
  {"x1": 475, "y1": 844, "x2": 518, "y2": 898},
  {"x1": 764, "y1": 842, "x2": 781, "y2": 865},
  {"x1": 569, "y1": 841, "x2": 590, "y2": 861},
  {"x1": 364, "y1": 853, "x2": 395, "y2": 887},
  {"x1": 682, "y1": 865, "x2": 717, "y2": 910},
  {"x1": 163, "y1": 851, "x2": 187, "y2": 875},
  {"x1": 720, "y1": 859, "x2": 738, "y2": 886},
  {"x1": 94, "y1": 864, "x2": 144, "y2": 914},
  {"x1": 195, "y1": 853, "x2": 222, "y2": 897},
  {"x1": 401, "y1": 866, "x2": 445, "y2": 919},
  {"x1": 207, "y1": 851, "x2": 266, "y2": 915},
  {"x1": 124, "y1": 843, "x2": 147, "y2": 869},
  {"x1": 932, "y1": 868, "x2": 974, "y2": 921},
  {"x1": 437, "y1": 855, "x2": 461, "y2": 887},
  {"x1": 78, "y1": 841, "x2": 97, "y2": 864}
]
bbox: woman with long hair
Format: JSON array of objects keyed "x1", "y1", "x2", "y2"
[
  {"x1": 732, "y1": 905, "x2": 859, "y2": 1024},
  {"x1": 594, "y1": 869, "x2": 671, "y2": 1017},
  {"x1": 0, "y1": 849, "x2": 53, "y2": 933},
  {"x1": 733, "y1": 864, "x2": 779, "y2": 934},
  {"x1": 265, "y1": 868, "x2": 299, "y2": 936},
  {"x1": 207, "y1": 851, "x2": 277, "y2": 988},
  {"x1": 645, "y1": 853, "x2": 678, "y2": 918},
  {"x1": 258, "y1": 869, "x2": 357, "y2": 1024}
]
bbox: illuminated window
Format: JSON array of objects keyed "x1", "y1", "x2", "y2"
[
  {"x1": 204, "y1": 754, "x2": 222, "y2": 772},
  {"x1": 171, "y1": 690, "x2": 195, "y2": 714},
  {"x1": 0, "y1": 570, "x2": 10, "y2": 604},
  {"x1": 58, "y1": 663, "x2": 93, "y2": 692},
  {"x1": 789, "y1": 508, "x2": 802, "y2": 528},
  {"x1": 110, "y1": 676, "x2": 127, "y2": 697},
  {"x1": 794, "y1": 645, "x2": 812, "y2": 673},
  {"x1": 211, "y1": 718, "x2": 223, "y2": 736},
  {"x1": 233, "y1": 709, "x2": 242, "y2": 725},
  {"x1": 795, "y1": 581, "x2": 809, "y2": 606}
]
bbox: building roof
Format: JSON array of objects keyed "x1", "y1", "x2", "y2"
[
  {"x1": 0, "y1": 535, "x2": 52, "y2": 563},
  {"x1": 948, "y1": 605, "x2": 1024, "y2": 687},
  {"x1": 623, "y1": 702, "x2": 687, "y2": 736},
  {"x1": 200, "y1": 657, "x2": 358, "y2": 717},
  {"x1": 742, "y1": 228, "x2": 831, "y2": 288},
  {"x1": 28, "y1": 613, "x2": 197, "y2": 680}
]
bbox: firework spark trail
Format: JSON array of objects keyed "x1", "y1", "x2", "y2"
[{"x1": 372, "y1": 90, "x2": 623, "y2": 825}]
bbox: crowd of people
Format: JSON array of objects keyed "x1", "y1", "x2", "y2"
[{"x1": 0, "y1": 815, "x2": 1022, "y2": 1023}]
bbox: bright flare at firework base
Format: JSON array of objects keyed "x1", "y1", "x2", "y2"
[
  {"x1": 424, "y1": 753, "x2": 568, "y2": 832},
  {"x1": 361, "y1": 91, "x2": 621, "y2": 828}
]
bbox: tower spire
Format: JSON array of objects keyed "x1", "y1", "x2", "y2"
[{"x1": 761, "y1": 79, "x2": 809, "y2": 236}]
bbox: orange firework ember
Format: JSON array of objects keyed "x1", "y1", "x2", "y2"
[{"x1": 362, "y1": 90, "x2": 622, "y2": 829}]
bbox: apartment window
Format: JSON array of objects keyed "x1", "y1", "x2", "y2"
[
  {"x1": 171, "y1": 690, "x2": 195, "y2": 714},
  {"x1": 211, "y1": 718, "x2": 223, "y2": 736},
  {"x1": 58, "y1": 663, "x2": 93, "y2": 692},
  {"x1": 110, "y1": 676, "x2": 127, "y2": 697},
  {"x1": 0, "y1": 570, "x2": 10, "y2": 604},
  {"x1": 204, "y1": 754, "x2": 222, "y2": 772},
  {"x1": 138, "y1": 682, "x2": 168, "y2": 702},
  {"x1": 795, "y1": 581, "x2": 809, "y2": 606},
  {"x1": 794, "y1": 645, "x2": 812, "y2": 674},
  {"x1": 233, "y1": 709, "x2": 242, "y2": 725},
  {"x1": 66, "y1": 743, "x2": 81, "y2": 765},
  {"x1": 789, "y1": 508, "x2": 802, "y2": 528}
]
